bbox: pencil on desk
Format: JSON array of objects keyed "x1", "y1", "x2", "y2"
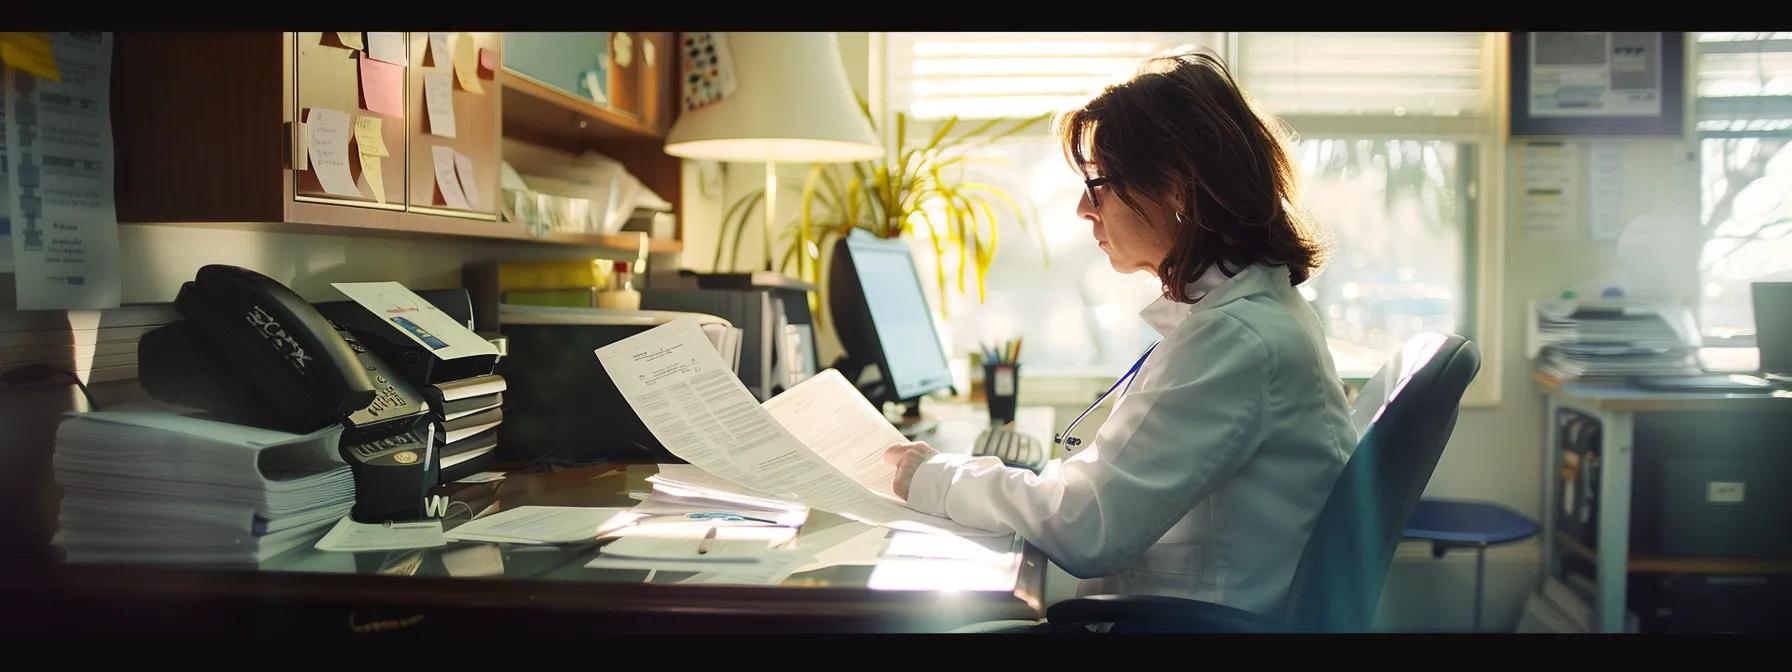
[{"x1": 697, "y1": 526, "x2": 717, "y2": 555}]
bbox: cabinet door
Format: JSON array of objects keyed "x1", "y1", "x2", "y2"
[
  {"x1": 406, "y1": 31, "x2": 500, "y2": 219},
  {"x1": 293, "y1": 32, "x2": 407, "y2": 209},
  {"x1": 503, "y1": 32, "x2": 610, "y2": 105}
]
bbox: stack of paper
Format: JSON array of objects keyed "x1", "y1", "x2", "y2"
[
  {"x1": 1529, "y1": 300, "x2": 1701, "y2": 381},
  {"x1": 593, "y1": 319, "x2": 1003, "y2": 538},
  {"x1": 53, "y1": 402, "x2": 354, "y2": 564}
]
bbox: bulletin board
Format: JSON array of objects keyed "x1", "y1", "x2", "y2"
[
  {"x1": 1510, "y1": 32, "x2": 1687, "y2": 137},
  {"x1": 406, "y1": 31, "x2": 502, "y2": 220},
  {"x1": 293, "y1": 32, "x2": 409, "y2": 208}
]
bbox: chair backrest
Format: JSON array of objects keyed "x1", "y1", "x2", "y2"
[{"x1": 1278, "y1": 333, "x2": 1481, "y2": 632}]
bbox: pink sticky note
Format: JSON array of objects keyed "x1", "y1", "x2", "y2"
[
  {"x1": 478, "y1": 48, "x2": 498, "y2": 77},
  {"x1": 358, "y1": 54, "x2": 405, "y2": 119}
]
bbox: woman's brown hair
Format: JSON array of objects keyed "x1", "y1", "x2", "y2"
[{"x1": 1056, "y1": 50, "x2": 1326, "y2": 301}]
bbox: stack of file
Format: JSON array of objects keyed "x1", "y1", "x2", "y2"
[
  {"x1": 1529, "y1": 300, "x2": 1701, "y2": 381},
  {"x1": 426, "y1": 373, "x2": 505, "y2": 484},
  {"x1": 53, "y1": 402, "x2": 353, "y2": 564}
]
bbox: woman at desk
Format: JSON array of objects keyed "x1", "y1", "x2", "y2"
[{"x1": 885, "y1": 51, "x2": 1356, "y2": 621}]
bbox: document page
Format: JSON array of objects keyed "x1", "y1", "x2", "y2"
[{"x1": 595, "y1": 318, "x2": 998, "y2": 537}]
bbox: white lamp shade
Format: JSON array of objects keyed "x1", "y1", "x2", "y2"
[{"x1": 665, "y1": 32, "x2": 884, "y2": 163}]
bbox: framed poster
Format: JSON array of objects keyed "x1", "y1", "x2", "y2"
[{"x1": 1510, "y1": 32, "x2": 1686, "y2": 137}]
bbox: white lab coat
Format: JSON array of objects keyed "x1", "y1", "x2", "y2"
[{"x1": 904, "y1": 263, "x2": 1357, "y2": 617}]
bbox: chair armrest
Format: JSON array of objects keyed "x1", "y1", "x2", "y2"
[{"x1": 1046, "y1": 594, "x2": 1281, "y2": 633}]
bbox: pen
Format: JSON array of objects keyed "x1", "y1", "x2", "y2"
[{"x1": 697, "y1": 526, "x2": 717, "y2": 555}]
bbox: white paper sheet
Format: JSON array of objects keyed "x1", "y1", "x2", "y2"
[
  {"x1": 444, "y1": 506, "x2": 629, "y2": 544},
  {"x1": 305, "y1": 108, "x2": 361, "y2": 198},
  {"x1": 593, "y1": 317, "x2": 1000, "y2": 537},
  {"x1": 423, "y1": 71, "x2": 455, "y2": 138},
  {"x1": 365, "y1": 32, "x2": 407, "y2": 66},
  {"x1": 431, "y1": 144, "x2": 469, "y2": 209},
  {"x1": 6, "y1": 33, "x2": 121, "y2": 309},
  {"x1": 314, "y1": 516, "x2": 445, "y2": 552},
  {"x1": 331, "y1": 281, "x2": 498, "y2": 360}
]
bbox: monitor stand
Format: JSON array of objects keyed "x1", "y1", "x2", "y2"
[{"x1": 892, "y1": 398, "x2": 939, "y2": 440}]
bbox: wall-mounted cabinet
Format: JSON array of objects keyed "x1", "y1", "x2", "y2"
[{"x1": 110, "y1": 31, "x2": 682, "y2": 254}]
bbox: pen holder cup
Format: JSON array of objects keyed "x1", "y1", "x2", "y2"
[{"x1": 983, "y1": 363, "x2": 1020, "y2": 424}]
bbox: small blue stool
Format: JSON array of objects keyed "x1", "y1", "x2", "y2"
[{"x1": 1402, "y1": 499, "x2": 1541, "y2": 632}]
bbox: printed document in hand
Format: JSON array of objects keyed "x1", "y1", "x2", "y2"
[{"x1": 594, "y1": 317, "x2": 1000, "y2": 537}]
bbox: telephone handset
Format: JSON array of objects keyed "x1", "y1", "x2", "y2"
[{"x1": 138, "y1": 264, "x2": 435, "y2": 523}]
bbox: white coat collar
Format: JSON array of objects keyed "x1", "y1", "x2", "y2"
[{"x1": 1138, "y1": 264, "x2": 1291, "y2": 337}]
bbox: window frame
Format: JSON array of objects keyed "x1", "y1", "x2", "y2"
[{"x1": 871, "y1": 32, "x2": 1507, "y2": 408}]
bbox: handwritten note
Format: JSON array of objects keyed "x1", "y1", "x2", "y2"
[
  {"x1": 0, "y1": 32, "x2": 59, "y2": 81},
  {"x1": 335, "y1": 32, "x2": 365, "y2": 51},
  {"x1": 362, "y1": 152, "x2": 386, "y2": 204},
  {"x1": 357, "y1": 54, "x2": 404, "y2": 118},
  {"x1": 452, "y1": 33, "x2": 482, "y2": 94},
  {"x1": 428, "y1": 32, "x2": 450, "y2": 67},
  {"x1": 432, "y1": 145, "x2": 470, "y2": 209},
  {"x1": 365, "y1": 32, "x2": 406, "y2": 66},
  {"x1": 352, "y1": 116, "x2": 388, "y2": 156},
  {"x1": 454, "y1": 150, "x2": 482, "y2": 211},
  {"x1": 423, "y1": 71, "x2": 455, "y2": 138},
  {"x1": 306, "y1": 108, "x2": 361, "y2": 198}
]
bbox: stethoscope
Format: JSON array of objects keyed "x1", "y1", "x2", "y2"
[{"x1": 1053, "y1": 342, "x2": 1160, "y2": 449}]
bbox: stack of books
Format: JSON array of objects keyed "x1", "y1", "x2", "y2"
[
  {"x1": 53, "y1": 403, "x2": 353, "y2": 564},
  {"x1": 426, "y1": 373, "x2": 505, "y2": 483},
  {"x1": 1529, "y1": 300, "x2": 1701, "y2": 382}
]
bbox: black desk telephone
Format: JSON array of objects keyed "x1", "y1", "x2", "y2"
[{"x1": 139, "y1": 265, "x2": 435, "y2": 523}]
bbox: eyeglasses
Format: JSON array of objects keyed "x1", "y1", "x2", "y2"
[{"x1": 1083, "y1": 176, "x2": 1112, "y2": 208}]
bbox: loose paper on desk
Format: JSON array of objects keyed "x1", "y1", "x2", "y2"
[
  {"x1": 452, "y1": 33, "x2": 482, "y2": 94},
  {"x1": 315, "y1": 516, "x2": 445, "y2": 552},
  {"x1": 0, "y1": 32, "x2": 60, "y2": 81},
  {"x1": 334, "y1": 32, "x2": 365, "y2": 52},
  {"x1": 6, "y1": 33, "x2": 121, "y2": 310},
  {"x1": 357, "y1": 54, "x2": 404, "y2": 118},
  {"x1": 431, "y1": 145, "x2": 470, "y2": 209},
  {"x1": 423, "y1": 71, "x2": 455, "y2": 138},
  {"x1": 304, "y1": 108, "x2": 361, "y2": 198},
  {"x1": 446, "y1": 506, "x2": 630, "y2": 544},
  {"x1": 594, "y1": 318, "x2": 1001, "y2": 537},
  {"x1": 428, "y1": 32, "x2": 451, "y2": 67},
  {"x1": 331, "y1": 280, "x2": 497, "y2": 359},
  {"x1": 365, "y1": 32, "x2": 406, "y2": 66},
  {"x1": 453, "y1": 150, "x2": 482, "y2": 211}
]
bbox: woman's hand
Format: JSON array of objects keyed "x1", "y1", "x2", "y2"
[{"x1": 883, "y1": 441, "x2": 940, "y2": 501}]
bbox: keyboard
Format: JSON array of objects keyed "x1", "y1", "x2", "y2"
[{"x1": 972, "y1": 427, "x2": 1048, "y2": 473}]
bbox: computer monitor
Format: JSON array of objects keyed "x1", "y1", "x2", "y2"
[
  {"x1": 828, "y1": 231, "x2": 956, "y2": 424},
  {"x1": 1753, "y1": 281, "x2": 1791, "y2": 379}
]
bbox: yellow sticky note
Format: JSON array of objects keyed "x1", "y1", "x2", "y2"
[
  {"x1": 362, "y1": 151, "x2": 387, "y2": 204},
  {"x1": 0, "y1": 32, "x2": 60, "y2": 81},
  {"x1": 353, "y1": 116, "x2": 389, "y2": 157},
  {"x1": 452, "y1": 32, "x2": 482, "y2": 94},
  {"x1": 336, "y1": 32, "x2": 365, "y2": 51}
]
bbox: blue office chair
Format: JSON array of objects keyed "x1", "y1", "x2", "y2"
[
  {"x1": 1402, "y1": 498, "x2": 1540, "y2": 632},
  {"x1": 1044, "y1": 333, "x2": 1481, "y2": 633}
]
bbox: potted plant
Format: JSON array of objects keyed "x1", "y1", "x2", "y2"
[{"x1": 714, "y1": 102, "x2": 1051, "y2": 322}]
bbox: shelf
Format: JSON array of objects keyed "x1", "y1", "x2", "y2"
[
  {"x1": 501, "y1": 70, "x2": 665, "y2": 146},
  {"x1": 1533, "y1": 372, "x2": 1792, "y2": 412},
  {"x1": 121, "y1": 211, "x2": 681, "y2": 255},
  {"x1": 1558, "y1": 532, "x2": 1792, "y2": 575}
]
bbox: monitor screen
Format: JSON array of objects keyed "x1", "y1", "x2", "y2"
[
  {"x1": 1754, "y1": 282, "x2": 1792, "y2": 375},
  {"x1": 845, "y1": 237, "x2": 955, "y2": 401}
]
